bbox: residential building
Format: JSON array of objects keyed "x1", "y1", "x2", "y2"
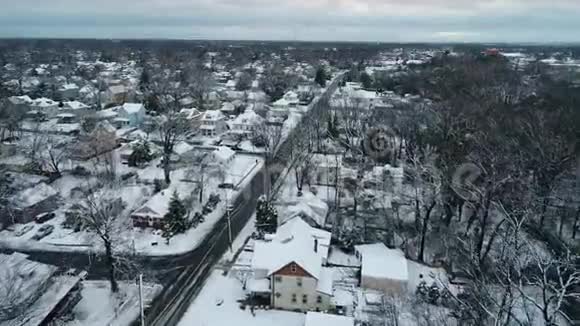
[
  {"x1": 58, "y1": 83, "x2": 80, "y2": 100},
  {"x1": 229, "y1": 109, "x2": 264, "y2": 137},
  {"x1": 0, "y1": 253, "x2": 86, "y2": 326},
  {"x1": 200, "y1": 110, "x2": 227, "y2": 137},
  {"x1": 115, "y1": 103, "x2": 145, "y2": 128},
  {"x1": 354, "y1": 243, "x2": 409, "y2": 296},
  {"x1": 250, "y1": 217, "x2": 334, "y2": 312},
  {"x1": 3, "y1": 182, "x2": 59, "y2": 225},
  {"x1": 105, "y1": 85, "x2": 128, "y2": 105}
]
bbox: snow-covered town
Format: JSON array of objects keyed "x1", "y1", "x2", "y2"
[{"x1": 1, "y1": 35, "x2": 580, "y2": 326}]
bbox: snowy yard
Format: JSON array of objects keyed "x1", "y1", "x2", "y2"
[
  {"x1": 60, "y1": 280, "x2": 161, "y2": 326},
  {"x1": 177, "y1": 270, "x2": 305, "y2": 326}
]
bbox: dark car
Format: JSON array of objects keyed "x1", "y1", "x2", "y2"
[
  {"x1": 35, "y1": 212, "x2": 56, "y2": 224},
  {"x1": 32, "y1": 224, "x2": 54, "y2": 240}
]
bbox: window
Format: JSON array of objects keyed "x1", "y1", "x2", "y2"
[
  {"x1": 317, "y1": 295, "x2": 322, "y2": 304},
  {"x1": 275, "y1": 276, "x2": 282, "y2": 283},
  {"x1": 302, "y1": 294, "x2": 308, "y2": 304},
  {"x1": 290, "y1": 264, "x2": 297, "y2": 273},
  {"x1": 291, "y1": 294, "x2": 297, "y2": 303},
  {"x1": 275, "y1": 292, "x2": 282, "y2": 298},
  {"x1": 296, "y1": 278, "x2": 302, "y2": 287}
]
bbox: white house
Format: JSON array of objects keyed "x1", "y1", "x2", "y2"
[
  {"x1": 354, "y1": 243, "x2": 409, "y2": 296},
  {"x1": 105, "y1": 85, "x2": 127, "y2": 105},
  {"x1": 229, "y1": 109, "x2": 264, "y2": 136},
  {"x1": 251, "y1": 217, "x2": 333, "y2": 312},
  {"x1": 116, "y1": 103, "x2": 145, "y2": 128},
  {"x1": 283, "y1": 91, "x2": 300, "y2": 106},
  {"x1": 200, "y1": 110, "x2": 227, "y2": 137},
  {"x1": 305, "y1": 312, "x2": 354, "y2": 326}
]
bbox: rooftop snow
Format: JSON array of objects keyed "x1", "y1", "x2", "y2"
[
  {"x1": 122, "y1": 103, "x2": 144, "y2": 114},
  {"x1": 355, "y1": 243, "x2": 408, "y2": 281}
]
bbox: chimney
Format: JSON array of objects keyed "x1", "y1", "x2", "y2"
[{"x1": 314, "y1": 238, "x2": 318, "y2": 253}]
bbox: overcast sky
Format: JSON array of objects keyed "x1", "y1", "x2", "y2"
[{"x1": 1, "y1": 0, "x2": 579, "y2": 43}]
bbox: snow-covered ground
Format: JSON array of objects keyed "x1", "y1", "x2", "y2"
[
  {"x1": 0, "y1": 153, "x2": 264, "y2": 257},
  {"x1": 60, "y1": 280, "x2": 161, "y2": 326},
  {"x1": 177, "y1": 271, "x2": 304, "y2": 326}
]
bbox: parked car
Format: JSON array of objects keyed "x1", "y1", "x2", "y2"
[
  {"x1": 32, "y1": 224, "x2": 54, "y2": 240},
  {"x1": 14, "y1": 225, "x2": 34, "y2": 237},
  {"x1": 35, "y1": 212, "x2": 56, "y2": 224}
]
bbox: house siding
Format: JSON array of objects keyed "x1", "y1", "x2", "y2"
[{"x1": 270, "y1": 263, "x2": 333, "y2": 312}]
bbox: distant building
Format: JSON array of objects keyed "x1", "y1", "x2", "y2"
[
  {"x1": 58, "y1": 83, "x2": 80, "y2": 100},
  {"x1": 105, "y1": 85, "x2": 128, "y2": 105},
  {"x1": 115, "y1": 103, "x2": 145, "y2": 128}
]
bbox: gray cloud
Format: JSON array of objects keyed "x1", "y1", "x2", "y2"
[{"x1": 0, "y1": 0, "x2": 579, "y2": 42}]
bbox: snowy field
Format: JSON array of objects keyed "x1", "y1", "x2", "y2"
[{"x1": 59, "y1": 280, "x2": 161, "y2": 326}]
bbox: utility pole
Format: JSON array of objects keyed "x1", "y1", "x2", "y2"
[
  {"x1": 227, "y1": 192, "x2": 233, "y2": 253},
  {"x1": 139, "y1": 273, "x2": 145, "y2": 326}
]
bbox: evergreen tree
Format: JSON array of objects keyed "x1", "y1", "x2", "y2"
[
  {"x1": 315, "y1": 67, "x2": 327, "y2": 87},
  {"x1": 163, "y1": 191, "x2": 188, "y2": 239},
  {"x1": 256, "y1": 196, "x2": 278, "y2": 235},
  {"x1": 428, "y1": 282, "x2": 441, "y2": 304},
  {"x1": 128, "y1": 141, "x2": 152, "y2": 167},
  {"x1": 360, "y1": 72, "x2": 373, "y2": 89}
]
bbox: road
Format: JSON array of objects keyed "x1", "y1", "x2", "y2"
[
  {"x1": 142, "y1": 72, "x2": 345, "y2": 326},
  {"x1": 0, "y1": 72, "x2": 345, "y2": 326}
]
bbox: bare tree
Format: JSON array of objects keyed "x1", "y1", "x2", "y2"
[
  {"x1": 406, "y1": 147, "x2": 442, "y2": 263},
  {"x1": 156, "y1": 113, "x2": 188, "y2": 184},
  {"x1": 81, "y1": 186, "x2": 135, "y2": 293},
  {"x1": 41, "y1": 135, "x2": 70, "y2": 177},
  {"x1": 517, "y1": 250, "x2": 580, "y2": 325},
  {"x1": 185, "y1": 64, "x2": 215, "y2": 111}
]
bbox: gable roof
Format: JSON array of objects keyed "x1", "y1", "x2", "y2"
[
  {"x1": 252, "y1": 217, "x2": 331, "y2": 280},
  {"x1": 122, "y1": 103, "x2": 144, "y2": 114}
]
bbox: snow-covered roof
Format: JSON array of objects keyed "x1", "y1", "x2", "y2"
[
  {"x1": 212, "y1": 146, "x2": 235, "y2": 163},
  {"x1": 305, "y1": 312, "x2": 354, "y2": 326},
  {"x1": 180, "y1": 108, "x2": 202, "y2": 120},
  {"x1": 96, "y1": 108, "x2": 119, "y2": 119},
  {"x1": 283, "y1": 193, "x2": 329, "y2": 227},
  {"x1": 273, "y1": 98, "x2": 290, "y2": 107},
  {"x1": 232, "y1": 109, "x2": 264, "y2": 126},
  {"x1": 221, "y1": 102, "x2": 236, "y2": 112},
  {"x1": 63, "y1": 101, "x2": 89, "y2": 110},
  {"x1": 122, "y1": 103, "x2": 144, "y2": 114},
  {"x1": 202, "y1": 110, "x2": 226, "y2": 121},
  {"x1": 108, "y1": 84, "x2": 126, "y2": 93},
  {"x1": 8, "y1": 95, "x2": 33, "y2": 105},
  {"x1": 31, "y1": 98, "x2": 58, "y2": 108},
  {"x1": 174, "y1": 141, "x2": 194, "y2": 155},
  {"x1": 355, "y1": 243, "x2": 408, "y2": 281},
  {"x1": 59, "y1": 83, "x2": 79, "y2": 90},
  {"x1": 252, "y1": 217, "x2": 331, "y2": 280},
  {"x1": 12, "y1": 183, "x2": 58, "y2": 208}
]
